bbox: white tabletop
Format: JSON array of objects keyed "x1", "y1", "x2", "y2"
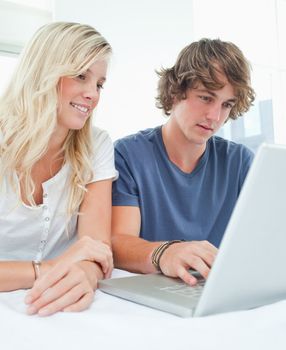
[{"x1": 1, "y1": 269, "x2": 286, "y2": 350}]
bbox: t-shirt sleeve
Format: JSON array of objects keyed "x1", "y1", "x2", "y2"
[
  {"x1": 90, "y1": 128, "x2": 118, "y2": 183},
  {"x1": 112, "y1": 144, "x2": 140, "y2": 207}
]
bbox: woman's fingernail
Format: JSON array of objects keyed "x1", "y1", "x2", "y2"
[
  {"x1": 38, "y1": 308, "x2": 50, "y2": 316},
  {"x1": 25, "y1": 295, "x2": 32, "y2": 304},
  {"x1": 27, "y1": 305, "x2": 37, "y2": 315}
]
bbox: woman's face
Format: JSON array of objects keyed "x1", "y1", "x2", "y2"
[{"x1": 57, "y1": 59, "x2": 107, "y2": 135}]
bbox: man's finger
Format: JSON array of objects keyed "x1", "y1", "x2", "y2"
[{"x1": 177, "y1": 266, "x2": 198, "y2": 286}]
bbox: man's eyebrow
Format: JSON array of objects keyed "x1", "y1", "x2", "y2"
[{"x1": 196, "y1": 88, "x2": 237, "y2": 102}]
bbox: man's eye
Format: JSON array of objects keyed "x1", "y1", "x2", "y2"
[
  {"x1": 199, "y1": 95, "x2": 211, "y2": 102},
  {"x1": 223, "y1": 102, "x2": 234, "y2": 109},
  {"x1": 97, "y1": 84, "x2": 104, "y2": 90}
]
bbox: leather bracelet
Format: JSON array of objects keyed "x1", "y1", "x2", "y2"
[
  {"x1": 32, "y1": 260, "x2": 41, "y2": 280},
  {"x1": 151, "y1": 240, "x2": 184, "y2": 272}
]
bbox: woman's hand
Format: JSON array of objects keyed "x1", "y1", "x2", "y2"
[
  {"x1": 54, "y1": 236, "x2": 113, "y2": 278},
  {"x1": 25, "y1": 260, "x2": 96, "y2": 316},
  {"x1": 24, "y1": 237, "x2": 113, "y2": 316}
]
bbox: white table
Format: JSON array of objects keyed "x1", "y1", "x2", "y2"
[{"x1": 1, "y1": 269, "x2": 286, "y2": 350}]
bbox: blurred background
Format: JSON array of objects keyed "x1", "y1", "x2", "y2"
[{"x1": 0, "y1": 0, "x2": 285, "y2": 152}]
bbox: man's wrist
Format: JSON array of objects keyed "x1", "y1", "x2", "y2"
[{"x1": 151, "y1": 240, "x2": 185, "y2": 272}]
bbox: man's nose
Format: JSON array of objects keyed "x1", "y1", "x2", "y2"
[{"x1": 206, "y1": 104, "x2": 221, "y2": 122}]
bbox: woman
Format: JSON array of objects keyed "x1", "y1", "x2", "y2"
[{"x1": 0, "y1": 22, "x2": 118, "y2": 316}]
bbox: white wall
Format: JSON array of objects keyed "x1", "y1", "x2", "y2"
[
  {"x1": 0, "y1": 0, "x2": 51, "y2": 54},
  {"x1": 54, "y1": 0, "x2": 194, "y2": 140}
]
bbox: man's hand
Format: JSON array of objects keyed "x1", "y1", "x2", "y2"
[{"x1": 158, "y1": 240, "x2": 218, "y2": 285}]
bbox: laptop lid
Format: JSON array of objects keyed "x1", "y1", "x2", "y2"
[{"x1": 194, "y1": 143, "x2": 286, "y2": 316}]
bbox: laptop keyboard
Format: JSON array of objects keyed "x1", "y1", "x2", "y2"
[{"x1": 159, "y1": 279, "x2": 205, "y2": 298}]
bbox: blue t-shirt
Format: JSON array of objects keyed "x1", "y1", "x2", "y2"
[{"x1": 112, "y1": 126, "x2": 254, "y2": 247}]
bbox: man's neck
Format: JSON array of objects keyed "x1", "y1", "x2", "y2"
[{"x1": 161, "y1": 122, "x2": 206, "y2": 173}]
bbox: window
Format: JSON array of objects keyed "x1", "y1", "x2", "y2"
[
  {"x1": 0, "y1": 0, "x2": 52, "y2": 96},
  {"x1": 193, "y1": 0, "x2": 286, "y2": 151},
  {"x1": 0, "y1": 54, "x2": 18, "y2": 94}
]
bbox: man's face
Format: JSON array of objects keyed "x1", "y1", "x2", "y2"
[{"x1": 170, "y1": 79, "x2": 237, "y2": 148}]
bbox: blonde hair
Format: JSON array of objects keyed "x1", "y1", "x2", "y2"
[
  {"x1": 156, "y1": 38, "x2": 255, "y2": 119},
  {"x1": 0, "y1": 21, "x2": 111, "y2": 218}
]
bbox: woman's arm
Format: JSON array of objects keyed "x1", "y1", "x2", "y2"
[
  {"x1": 25, "y1": 179, "x2": 114, "y2": 316},
  {"x1": 78, "y1": 180, "x2": 112, "y2": 244},
  {"x1": 54, "y1": 179, "x2": 113, "y2": 278},
  {"x1": 0, "y1": 261, "x2": 35, "y2": 291},
  {"x1": 77, "y1": 179, "x2": 113, "y2": 277},
  {"x1": 0, "y1": 260, "x2": 56, "y2": 292}
]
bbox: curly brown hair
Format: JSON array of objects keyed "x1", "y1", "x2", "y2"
[{"x1": 156, "y1": 38, "x2": 255, "y2": 120}]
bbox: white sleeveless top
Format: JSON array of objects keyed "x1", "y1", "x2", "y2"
[{"x1": 0, "y1": 127, "x2": 118, "y2": 261}]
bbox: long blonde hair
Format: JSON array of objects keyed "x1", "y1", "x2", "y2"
[{"x1": 0, "y1": 21, "x2": 111, "y2": 217}]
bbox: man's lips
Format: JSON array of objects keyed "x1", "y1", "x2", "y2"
[{"x1": 197, "y1": 124, "x2": 214, "y2": 131}]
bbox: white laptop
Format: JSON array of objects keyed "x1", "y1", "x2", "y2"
[{"x1": 99, "y1": 143, "x2": 286, "y2": 317}]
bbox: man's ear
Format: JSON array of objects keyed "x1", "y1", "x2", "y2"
[
  {"x1": 172, "y1": 92, "x2": 184, "y2": 107},
  {"x1": 172, "y1": 95, "x2": 178, "y2": 106}
]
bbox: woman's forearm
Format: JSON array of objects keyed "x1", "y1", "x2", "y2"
[
  {"x1": 0, "y1": 261, "x2": 35, "y2": 291},
  {"x1": 0, "y1": 260, "x2": 54, "y2": 292}
]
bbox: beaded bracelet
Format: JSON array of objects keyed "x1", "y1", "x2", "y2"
[{"x1": 151, "y1": 240, "x2": 184, "y2": 272}]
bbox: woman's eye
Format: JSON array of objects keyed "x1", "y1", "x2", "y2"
[
  {"x1": 77, "y1": 74, "x2": 86, "y2": 80},
  {"x1": 97, "y1": 84, "x2": 104, "y2": 90}
]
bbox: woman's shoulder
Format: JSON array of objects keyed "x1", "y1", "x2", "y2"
[
  {"x1": 91, "y1": 126, "x2": 113, "y2": 148},
  {"x1": 90, "y1": 126, "x2": 114, "y2": 161},
  {"x1": 92, "y1": 126, "x2": 111, "y2": 141}
]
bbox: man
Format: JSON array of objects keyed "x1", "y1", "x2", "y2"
[{"x1": 111, "y1": 38, "x2": 255, "y2": 285}]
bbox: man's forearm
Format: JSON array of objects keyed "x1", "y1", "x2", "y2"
[{"x1": 112, "y1": 234, "x2": 162, "y2": 274}]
